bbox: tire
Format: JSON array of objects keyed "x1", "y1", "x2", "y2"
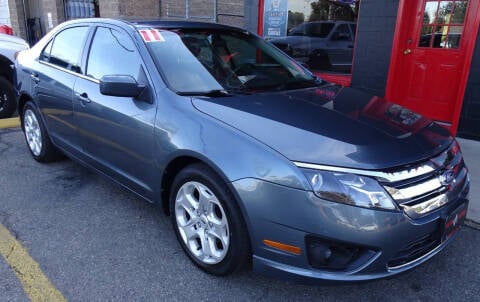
[
  {"x1": 22, "y1": 101, "x2": 61, "y2": 162},
  {"x1": 0, "y1": 77, "x2": 17, "y2": 119},
  {"x1": 169, "y1": 163, "x2": 250, "y2": 275}
]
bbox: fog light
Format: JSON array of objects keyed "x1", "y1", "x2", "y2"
[{"x1": 306, "y1": 236, "x2": 374, "y2": 271}]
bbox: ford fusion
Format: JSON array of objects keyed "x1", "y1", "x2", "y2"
[{"x1": 15, "y1": 19, "x2": 469, "y2": 282}]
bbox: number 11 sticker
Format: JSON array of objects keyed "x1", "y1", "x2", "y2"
[{"x1": 139, "y1": 29, "x2": 165, "y2": 43}]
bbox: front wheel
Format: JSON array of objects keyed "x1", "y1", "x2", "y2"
[{"x1": 170, "y1": 163, "x2": 250, "y2": 275}]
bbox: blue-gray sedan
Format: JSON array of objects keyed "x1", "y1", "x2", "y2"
[{"x1": 15, "y1": 19, "x2": 469, "y2": 282}]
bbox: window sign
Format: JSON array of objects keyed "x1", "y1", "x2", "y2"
[{"x1": 263, "y1": 0, "x2": 289, "y2": 38}]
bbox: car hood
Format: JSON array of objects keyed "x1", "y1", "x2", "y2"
[
  {"x1": 0, "y1": 33, "x2": 28, "y2": 47},
  {"x1": 270, "y1": 36, "x2": 325, "y2": 45},
  {"x1": 191, "y1": 86, "x2": 452, "y2": 170}
]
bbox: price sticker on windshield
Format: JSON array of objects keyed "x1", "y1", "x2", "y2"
[{"x1": 139, "y1": 29, "x2": 165, "y2": 43}]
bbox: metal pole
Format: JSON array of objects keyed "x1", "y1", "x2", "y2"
[
  {"x1": 21, "y1": 0, "x2": 30, "y2": 43},
  {"x1": 213, "y1": 0, "x2": 217, "y2": 22},
  {"x1": 186, "y1": 0, "x2": 190, "y2": 19}
]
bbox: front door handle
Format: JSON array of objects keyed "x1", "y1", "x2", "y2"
[
  {"x1": 31, "y1": 73, "x2": 40, "y2": 84},
  {"x1": 403, "y1": 48, "x2": 412, "y2": 55},
  {"x1": 76, "y1": 92, "x2": 91, "y2": 104}
]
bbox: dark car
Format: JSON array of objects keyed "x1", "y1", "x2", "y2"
[
  {"x1": 0, "y1": 33, "x2": 29, "y2": 118},
  {"x1": 270, "y1": 21, "x2": 356, "y2": 73},
  {"x1": 15, "y1": 19, "x2": 469, "y2": 283}
]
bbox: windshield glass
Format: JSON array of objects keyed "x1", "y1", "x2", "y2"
[{"x1": 145, "y1": 28, "x2": 319, "y2": 95}]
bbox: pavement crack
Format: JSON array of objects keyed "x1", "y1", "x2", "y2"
[{"x1": 5, "y1": 243, "x2": 15, "y2": 259}]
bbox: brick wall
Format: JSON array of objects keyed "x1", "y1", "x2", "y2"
[
  {"x1": 119, "y1": 0, "x2": 160, "y2": 18},
  {"x1": 350, "y1": 0, "x2": 399, "y2": 97},
  {"x1": 98, "y1": 0, "x2": 161, "y2": 18},
  {"x1": 41, "y1": 0, "x2": 65, "y2": 31},
  {"x1": 458, "y1": 30, "x2": 480, "y2": 139},
  {"x1": 7, "y1": 0, "x2": 27, "y2": 39},
  {"x1": 160, "y1": 0, "x2": 244, "y2": 27},
  {"x1": 98, "y1": 0, "x2": 121, "y2": 18}
]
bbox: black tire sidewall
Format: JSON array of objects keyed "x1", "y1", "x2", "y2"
[
  {"x1": 169, "y1": 163, "x2": 250, "y2": 276},
  {"x1": 0, "y1": 77, "x2": 17, "y2": 119}
]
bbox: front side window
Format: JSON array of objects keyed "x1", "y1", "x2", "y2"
[
  {"x1": 264, "y1": 0, "x2": 361, "y2": 74},
  {"x1": 46, "y1": 26, "x2": 89, "y2": 73},
  {"x1": 86, "y1": 27, "x2": 143, "y2": 80},
  {"x1": 145, "y1": 28, "x2": 319, "y2": 94}
]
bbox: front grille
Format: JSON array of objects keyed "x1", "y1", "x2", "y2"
[
  {"x1": 381, "y1": 141, "x2": 468, "y2": 218},
  {"x1": 388, "y1": 229, "x2": 441, "y2": 268}
]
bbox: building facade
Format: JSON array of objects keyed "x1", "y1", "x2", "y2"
[{"x1": 3, "y1": 0, "x2": 480, "y2": 140}]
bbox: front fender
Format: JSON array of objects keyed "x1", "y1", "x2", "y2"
[{"x1": 153, "y1": 90, "x2": 310, "y2": 191}]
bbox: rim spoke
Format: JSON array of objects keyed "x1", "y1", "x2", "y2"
[
  {"x1": 198, "y1": 187, "x2": 213, "y2": 214},
  {"x1": 200, "y1": 233, "x2": 213, "y2": 259},
  {"x1": 180, "y1": 223, "x2": 199, "y2": 241},
  {"x1": 176, "y1": 190, "x2": 197, "y2": 218}
]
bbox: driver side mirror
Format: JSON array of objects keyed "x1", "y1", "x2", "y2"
[
  {"x1": 100, "y1": 75, "x2": 145, "y2": 98},
  {"x1": 331, "y1": 32, "x2": 350, "y2": 41}
]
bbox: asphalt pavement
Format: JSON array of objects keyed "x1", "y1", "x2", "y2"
[{"x1": 0, "y1": 128, "x2": 479, "y2": 301}]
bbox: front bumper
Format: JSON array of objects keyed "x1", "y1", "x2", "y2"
[{"x1": 232, "y1": 177, "x2": 469, "y2": 283}]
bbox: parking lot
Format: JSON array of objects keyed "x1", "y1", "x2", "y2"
[{"x1": 1, "y1": 127, "x2": 479, "y2": 301}]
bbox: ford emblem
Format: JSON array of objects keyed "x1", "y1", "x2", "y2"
[{"x1": 439, "y1": 170, "x2": 456, "y2": 186}]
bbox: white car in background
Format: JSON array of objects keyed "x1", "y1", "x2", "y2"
[{"x1": 0, "y1": 33, "x2": 29, "y2": 118}]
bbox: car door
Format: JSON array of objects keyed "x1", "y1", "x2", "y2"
[
  {"x1": 34, "y1": 26, "x2": 90, "y2": 152},
  {"x1": 73, "y1": 25, "x2": 157, "y2": 199},
  {"x1": 326, "y1": 23, "x2": 354, "y2": 73}
]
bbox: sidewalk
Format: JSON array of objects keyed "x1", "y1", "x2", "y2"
[{"x1": 457, "y1": 138, "x2": 480, "y2": 225}]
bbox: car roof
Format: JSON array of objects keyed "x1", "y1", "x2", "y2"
[{"x1": 61, "y1": 18, "x2": 244, "y2": 32}]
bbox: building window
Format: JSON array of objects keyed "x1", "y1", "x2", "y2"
[
  {"x1": 263, "y1": 0, "x2": 360, "y2": 74},
  {"x1": 65, "y1": 0, "x2": 97, "y2": 19},
  {"x1": 419, "y1": 0, "x2": 468, "y2": 49}
]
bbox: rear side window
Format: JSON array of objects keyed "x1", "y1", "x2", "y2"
[
  {"x1": 42, "y1": 26, "x2": 89, "y2": 73},
  {"x1": 86, "y1": 27, "x2": 142, "y2": 80}
]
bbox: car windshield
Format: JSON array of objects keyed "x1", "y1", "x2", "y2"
[{"x1": 145, "y1": 28, "x2": 319, "y2": 95}]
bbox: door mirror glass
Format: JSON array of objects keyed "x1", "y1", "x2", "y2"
[{"x1": 99, "y1": 75, "x2": 145, "y2": 97}]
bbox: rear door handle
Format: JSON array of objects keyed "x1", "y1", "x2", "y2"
[{"x1": 76, "y1": 92, "x2": 91, "y2": 104}]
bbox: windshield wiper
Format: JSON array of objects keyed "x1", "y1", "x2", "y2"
[{"x1": 177, "y1": 89, "x2": 230, "y2": 97}]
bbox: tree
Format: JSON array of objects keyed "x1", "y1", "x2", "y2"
[
  {"x1": 288, "y1": 11, "x2": 305, "y2": 29},
  {"x1": 309, "y1": 0, "x2": 356, "y2": 22}
]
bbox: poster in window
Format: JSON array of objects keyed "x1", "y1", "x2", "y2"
[{"x1": 263, "y1": 0, "x2": 288, "y2": 39}]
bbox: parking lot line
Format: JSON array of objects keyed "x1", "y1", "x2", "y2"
[
  {"x1": 0, "y1": 117, "x2": 20, "y2": 129},
  {"x1": 0, "y1": 223, "x2": 66, "y2": 302}
]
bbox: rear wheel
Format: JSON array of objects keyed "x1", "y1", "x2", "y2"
[
  {"x1": 22, "y1": 102, "x2": 61, "y2": 162},
  {"x1": 170, "y1": 163, "x2": 250, "y2": 275},
  {"x1": 0, "y1": 77, "x2": 16, "y2": 119}
]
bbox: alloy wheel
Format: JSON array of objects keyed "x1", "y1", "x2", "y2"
[
  {"x1": 24, "y1": 109, "x2": 42, "y2": 156},
  {"x1": 174, "y1": 181, "x2": 230, "y2": 264}
]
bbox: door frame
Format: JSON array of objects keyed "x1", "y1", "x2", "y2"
[{"x1": 385, "y1": 0, "x2": 480, "y2": 135}]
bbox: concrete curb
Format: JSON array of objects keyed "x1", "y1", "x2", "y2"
[
  {"x1": 457, "y1": 138, "x2": 480, "y2": 225},
  {"x1": 0, "y1": 118, "x2": 20, "y2": 129}
]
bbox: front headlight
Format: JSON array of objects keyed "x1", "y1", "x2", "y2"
[{"x1": 302, "y1": 169, "x2": 397, "y2": 210}]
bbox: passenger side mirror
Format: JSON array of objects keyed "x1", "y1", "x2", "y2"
[{"x1": 99, "y1": 75, "x2": 145, "y2": 98}]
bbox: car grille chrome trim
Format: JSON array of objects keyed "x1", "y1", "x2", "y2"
[
  {"x1": 293, "y1": 161, "x2": 436, "y2": 183},
  {"x1": 295, "y1": 141, "x2": 468, "y2": 217},
  {"x1": 384, "y1": 178, "x2": 442, "y2": 201}
]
